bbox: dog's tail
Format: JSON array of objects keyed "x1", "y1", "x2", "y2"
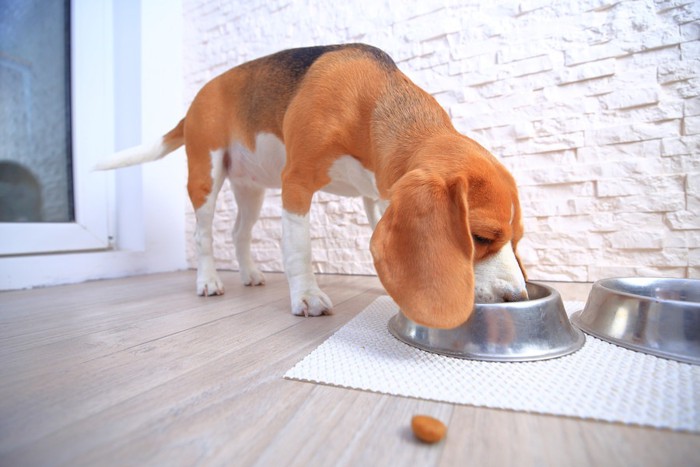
[{"x1": 93, "y1": 118, "x2": 185, "y2": 171}]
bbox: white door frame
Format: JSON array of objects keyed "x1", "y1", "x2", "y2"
[{"x1": 0, "y1": 0, "x2": 187, "y2": 290}]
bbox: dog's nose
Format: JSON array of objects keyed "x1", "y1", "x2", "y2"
[{"x1": 503, "y1": 287, "x2": 529, "y2": 302}]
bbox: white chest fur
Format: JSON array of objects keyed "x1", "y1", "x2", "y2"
[
  {"x1": 323, "y1": 155, "x2": 379, "y2": 199},
  {"x1": 227, "y1": 133, "x2": 379, "y2": 200}
]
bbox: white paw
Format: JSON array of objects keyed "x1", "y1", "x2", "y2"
[
  {"x1": 240, "y1": 267, "x2": 266, "y2": 286},
  {"x1": 291, "y1": 289, "x2": 333, "y2": 317},
  {"x1": 197, "y1": 274, "x2": 224, "y2": 296}
]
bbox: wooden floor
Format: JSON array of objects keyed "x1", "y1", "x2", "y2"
[{"x1": 1, "y1": 271, "x2": 698, "y2": 467}]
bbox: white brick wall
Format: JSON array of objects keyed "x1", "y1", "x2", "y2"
[{"x1": 182, "y1": 0, "x2": 700, "y2": 281}]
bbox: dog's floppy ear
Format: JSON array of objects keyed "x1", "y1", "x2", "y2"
[{"x1": 370, "y1": 169, "x2": 475, "y2": 329}]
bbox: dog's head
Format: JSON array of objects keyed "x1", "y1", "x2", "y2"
[{"x1": 370, "y1": 156, "x2": 527, "y2": 329}]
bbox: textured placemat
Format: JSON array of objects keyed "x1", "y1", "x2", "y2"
[{"x1": 285, "y1": 296, "x2": 700, "y2": 432}]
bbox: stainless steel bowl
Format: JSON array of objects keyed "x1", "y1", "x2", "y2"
[
  {"x1": 388, "y1": 282, "x2": 585, "y2": 362},
  {"x1": 571, "y1": 277, "x2": 700, "y2": 365}
]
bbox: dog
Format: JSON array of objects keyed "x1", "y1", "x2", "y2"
[{"x1": 95, "y1": 43, "x2": 528, "y2": 329}]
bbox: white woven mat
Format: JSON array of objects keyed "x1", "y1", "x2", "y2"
[{"x1": 285, "y1": 296, "x2": 700, "y2": 432}]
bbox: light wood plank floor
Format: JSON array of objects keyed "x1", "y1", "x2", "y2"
[{"x1": 1, "y1": 271, "x2": 698, "y2": 466}]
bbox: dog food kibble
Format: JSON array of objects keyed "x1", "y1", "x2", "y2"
[{"x1": 411, "y1": 415, "x2": 447, "y2": 444}]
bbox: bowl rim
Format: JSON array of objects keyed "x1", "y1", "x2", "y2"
[{"x1": 593, "y1": 277, "x2": 700, "y2": 307}]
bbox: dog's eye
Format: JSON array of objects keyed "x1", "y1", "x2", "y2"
[{"x1": 472, "y1": 235, "x2": 493, "y2": 246}]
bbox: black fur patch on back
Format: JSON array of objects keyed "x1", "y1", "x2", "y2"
[
  {"x1": 268, "y1": 43, "x2": 397, "y2": 80},
  {"x1": 235, "y1": 44, "x2": 398, "y2": 135}
]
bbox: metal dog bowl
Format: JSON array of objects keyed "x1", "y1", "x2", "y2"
[
  {"x1": 571, "y1": 277, "x2": 700, "y2": 365},
  {"x1": 388, "y1": 282, "x2": 585, "y2": 362}
]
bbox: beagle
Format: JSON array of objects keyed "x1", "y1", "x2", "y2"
[{"x1": 96, "y1": 43, "x2": 528, "y2": 329}]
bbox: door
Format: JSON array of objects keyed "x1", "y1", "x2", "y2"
[
  {"x1": 0, "y1": 0, "x2": 187, "y2": 290},
  {"x1": 0, "y1": 0, "x2": 112, "y2": 255}
]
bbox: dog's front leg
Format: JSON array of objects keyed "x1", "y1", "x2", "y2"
[{"x1": 282, "y1": 210, "x2": 333, "y2": 316}]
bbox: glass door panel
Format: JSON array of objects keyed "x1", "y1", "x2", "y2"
[{"x1": 0, "y1": 0, "x2": 73, "y2": 223}]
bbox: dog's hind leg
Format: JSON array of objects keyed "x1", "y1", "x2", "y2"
[
  {"x1": 190, "y1": 149, "x2": 227, "y2": 296},
  {"x1": 231, "y1": 182, "x2": 266, "y2": 286}
]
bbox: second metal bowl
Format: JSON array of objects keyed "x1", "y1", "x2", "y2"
[
  {"x1": 388, "y1": 282, "x2": 585, "y2": 362},
  {"x1": 571, "y1": 277, "x2": 700, "y2": 365}
]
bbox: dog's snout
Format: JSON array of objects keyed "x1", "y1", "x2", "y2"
[
  {"x1": 473, "y1": 241, "x2": 528, "y2": 304},
  {"x1": 474, "y1": 282, "x2": 529, "y2": 304},
  {"x1": 503, "y1": 287, "x2": 529, "y2": 303}
]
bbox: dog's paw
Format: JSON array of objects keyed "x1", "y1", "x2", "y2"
[
  {"x1": 240, "y1": 268, "x2": 265, "y2": 286},
  {"x1": 291, "y1": 289, "x2": 333, "y2": 317},
  {"x1": 197, "y1": 275, "x2": 225, "y2": 296}
]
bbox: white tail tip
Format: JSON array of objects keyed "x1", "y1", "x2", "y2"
[{"x1": 93, "y1": 141, "x2": 170, "y2": 171}]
